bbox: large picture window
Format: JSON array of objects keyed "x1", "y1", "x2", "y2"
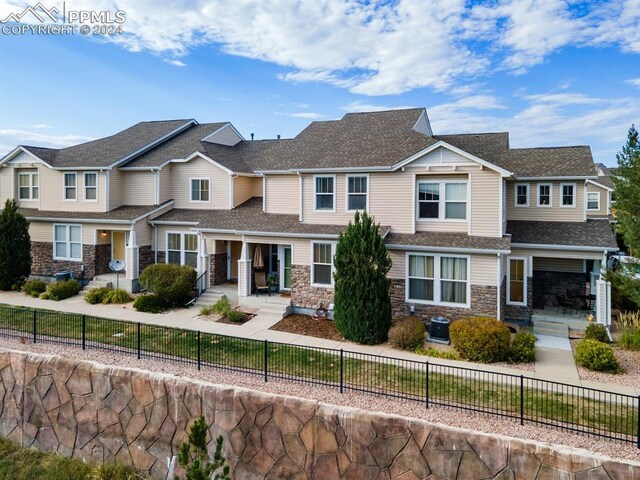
[
  {"x1": 167, "y1": 232, "x2": 198, "y2": 268},
  {"x1": 508, "y1": 257, "x2": 526, "y2": 305},
  {"x1": 346, "y1": 175, "x2": 368, "y2": 211},
  {"x1": 64, "y1": 173, "x2": 77, "y2": 200},
  {"x1": 314, "y1": 176, "x2": 335, "y2": 211},
  {"x1": 312, "y1": 242, "x2": 334, "y2": 286},
  {"x1": 406, "y1": 253, "x2": 469, "y2": 306},
  {"x1": 18, "y1": 172, "x2": 38, "y2": 200},
  {"x1": 54, "y1": 224, "x2": 82, "y2": 261},
  {"x1": 417, "y1": 181, "x2": 467, "y2": 220},
  {"x1": 190, "y1": 178, "x2": 210, "y2": 202},
  {"x1": 84, "y1": 172, "x2": 97, "y2": 201}
]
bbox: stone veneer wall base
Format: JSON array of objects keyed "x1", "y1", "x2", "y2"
[{"x1": 0, "y1": 349, "x2": 637, "y2": 480}]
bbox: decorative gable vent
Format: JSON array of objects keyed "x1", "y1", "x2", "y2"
[
  {"x1": 412, "y1": 110, "x2": 433, "y2": 136},
  {"x1": 412, "y1": 147, "x2": 475, "y2": 167},
  {"x1": 202, "y1": 123, "x2": 243, "y2": 146}
]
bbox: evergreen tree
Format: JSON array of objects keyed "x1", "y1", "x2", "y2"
[
  {"x1": 333, "y1": 211, "x2": 392, "y2": 344},
  {"x1": 612, "y1": 124, "x2": 640, "y2": 255},
  {"x1": 0, "y1": 199, "x2": 31, "y2": 290},
  {"x1": 175, "y1": 417, "x2": 230, "y2": 480}
]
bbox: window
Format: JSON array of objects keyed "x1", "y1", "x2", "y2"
[
  {"x1": 587, "y1": 192, "x2": 600, "y2": 210},
  {"x1": 406, "y1": 253, "x2": 469, "y2": 306},
  {"x1": 537, "y1": 183, "x2": 552, "y2": 207},
  {"x1": 312, "y1": 242, "x2": 334, "y2": 286},
  {"x1": 18, "y1": 172, "x2": 38, "y2": 200},
  {"x1": 54, "y1": 224, "x2": 82, "y2": 261},
  {"x1": 515, "y1": 183, "x2": 529, "y2": 207},
  {"x1": 190, "y1": 178, "x2": 210, "y2": 202},
  {"x1": 167, "y1": 232, "x2": 198, "y2": 268},
  {"x1": 561, "y1": 183, "x2": 576, "y2": 207},
  {"x1": 346, "y1": 175, "x2": 368, "y2": 211},
  {"x1": 64, "y1": 173, "x2": 77, "y2": 200},
  {"x1": 417, "y1": 181, "x2": 467, "y2": 220},
  {"x1": 84, "y1": 172, "x2": 97, "y2": 201},
  {"x1": 508, "y1": 258, "x2": 526, "y2": 305},
  {"x1": 314, "y1": 176, "x2": 335, "y2": 211}
]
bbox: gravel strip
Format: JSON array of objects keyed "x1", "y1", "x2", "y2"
[
  {"x1": 571, "y1": 340, "x2": 640, "y2": 387},
  {"x1": 1, "y1": 336, "x2": 638, "y2": 463}
]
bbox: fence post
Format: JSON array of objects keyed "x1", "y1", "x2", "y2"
[
  {"x1": 637, "y1": 395, "x2": 640, "y2": 450},
  {"x1": 264, "y1": 339, "x2": 268, "y2": 383},
  {"x1": 137, "y1": 323, "x2": 141, "y2": 360},
  {"x1": 197, "y1": 331, "x2": 201, "y2": 371},
  {"x1": 425, "y1": 361, "x2": 430, "y2": 409},
  {"x1": 32, "y1": 310, "x2": 36, "y2": 344},
  {"x1": 520, "y1": 375, "x2": 524, "y2": 426},
  {"x1": 82, "y1": 315, "x2": 86, "y2": 350},
  {"x1": 339, "y1": 349, "x2": 344, "y2": 394}
]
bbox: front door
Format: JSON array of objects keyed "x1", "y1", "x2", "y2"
[
  {"x1": 280, "y1": 245, "x2": 292, "y2": 290},
  {"x1": 112, "y1": 231, "x2": 127, "y2": 262},
  {"x1": 229, "y1": 241, "x2": 242, "y2": 280}
]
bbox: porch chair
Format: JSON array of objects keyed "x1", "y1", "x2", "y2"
[
  {"x1": 254, "y1": 272, "x2": 271, "y2": 297},
  {"x1": 555, "y1": 294, "x2": 573, "y2": 316}
]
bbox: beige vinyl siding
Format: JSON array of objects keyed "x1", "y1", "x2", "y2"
[
  {"x1": 0, "y1": 165, "x2": 13, "y2": 205},
  {"x1": 159, "y1": 165, "x2": 173, "y2": 203},
  {"x1": 134, "y1": 219, "x2": 152, "y2": 246},
  {"x1": 388, "y1": 250, "x2": 497, "y2": 286},
  {"x1": 38, "y1": 167, "x2": 107, "y2": 212},
  {"x1": 533, "y1": 257, "x2": 584, "y2": 273},
  {"x1": 512, "y1": 247, "x2": 602, "y2": 261},
  {"x1": 252, "y1": 177, "x2": 263, "y2": 198},
  {"x1": 156, "y1": 225, "x2": 194, "y2": 252},
  {"x1": 506, "y1": 181, "x2": 585, "y2": 222},
  {"x1": 414, "y1": 174, "x2": 468, "y2": 234},
  {"x1": 233, "y1": 176, "x2": 254, "y2": 207},
  {"x1": 469, "y1": 169, "x2": 502, "y2": 237},
  {"x1": 369, "y1": 172, "x2": 414, "y2": 233},
  {"x1": 109, "y1": 168, "x2": 123, "y2": 210},
  {"x1": 171, "y1": 156, "x2": 230, "y2": 209},
  {"x1": 29, "y1": 221, "x2": 135, "y2": 246},
  {"x1": 266, "y1": 175, "x2": 299, "y2": 214},
  {"x1": 586, "y1": 183, "x2": 609, "y2": 218},
  {"x1": 122, "y1": 171, "x2": 156, "y2": 206}
]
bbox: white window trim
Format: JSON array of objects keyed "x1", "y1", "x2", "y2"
[
  {"x1": 514, "y1": 183, "x2": 530, "y2": 208},
  {"x1": 345, "y1": 174, "x2": 369, "y2": 213},
  {"x1": 506, "y1": 256, "x2": 527, "y2": 306},
  {"x1": 537, "y1": 183, "x2": 553, "y2": 208},
  {"x1": 405, "y1": 252, "x2": 471, "y2": 308},
  {"x1": 189, "y1": 177, "x2": 211, "y2": 204},
  {"x1": 313, "y1": 174, "x2": 336, "y2": 213},
  {"x1": 165, "y1": 231, "x2": 198, "y2": 266},
  {"x1": 83, "y1": 172, "x2": 98, "y2": 202},
  {"x1": 587, "y1": 191, "x2": 601, "y2": 211},
  {"x1": 310, "y1": 241, "x2": 336, "y2": 288},
  {"x1": 416, "y1": 180, "x2": 468, "y2": 222},
  {"x1": 18, "y1": 172, "x2": 38, "y2": 200},
  {"x1": 53, "y1": 224, "x2": 83, "y2": 262},
  {"x1": 560, "y1": 182, "x2": 577, "y2": 208},
  {"x1": 63, "y1": 172, "x2": 77, "y2": 202}
]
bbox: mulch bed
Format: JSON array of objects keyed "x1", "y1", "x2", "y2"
[{"x1": 270, "y1": 314, "x2": 344, "y2": 341}]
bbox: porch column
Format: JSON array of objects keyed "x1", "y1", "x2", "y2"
[
  {"x1": 125, "y1": 229, "x2": 139, "y2": 281},
  {"x1": 596, "y1": 278, "x2": 612, "y2": 329},
  {"x1": 238, "y1": 240, "x2": 252, "y2": 297}
]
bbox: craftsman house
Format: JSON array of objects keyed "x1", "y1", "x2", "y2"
[{"x1": 0, "y1": 108, "x2": 618, "y2": 324}]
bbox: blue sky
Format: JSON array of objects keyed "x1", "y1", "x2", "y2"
[{"x1": 0, "y1": 0, "x2": 639, "y2": 166}]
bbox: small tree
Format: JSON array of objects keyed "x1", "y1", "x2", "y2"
[
  {"x1": 612, "y1": 124, "x2": 640, "y2": 255},
  {"x1": 333, "y1": 211, "x2": 392, "y2": 344},
  {"x1": 0, "y1": 199, "x2": 32, "y2": 290},
  {"x1": 175, "y1": 417, "x2": 230, "y2": 480}
]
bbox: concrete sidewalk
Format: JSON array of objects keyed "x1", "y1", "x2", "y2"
[{"x1": 0, "y1": 291, "x2": 636, "y2": 396}]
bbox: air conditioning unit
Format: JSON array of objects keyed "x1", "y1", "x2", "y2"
[{"x1": 428, "y1": 316, "x2": 451, "y2": 345}]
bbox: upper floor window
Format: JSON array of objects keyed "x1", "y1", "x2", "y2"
[
  {"x1": 167, "y1": 232, "x2": 197, "y2": 268},
  {"x1": 312, "y1": 242, "x2": 334, "y2": 286},
  {"x1": 54, "y1": 224, "x2": 82, "y2": 261},
  {"x1": 314, "y1": 176, "x2": 335, "y2": 211},
  {"x1": 84, "y1": 172, "x2": 97, "y2": 201},
  {"x1": 190, "y1": 178, "x2": 210, "y2": 203},
  {"x1": 346, "y1": 175, "x2": 368, "y2": 211},
  {"x1": 64, "y1": 173, "x2": 77, "y2": 200},
  {"x1": 587, "y1": 192, "x2": 600, "y2": 211},
  {"x1": 515, "y1": 183, "x2": 529, "y2": 207},
  {"x1": 561, "y1": 183, "x2": 576, "y2": 207},
  {"x1": 18, "y1": 172, "x2": 38, "y2": 200},
  {"x1": 407, "y1": 253, "x2": 469, "y2": 305},
  {"x1": 537, "y1": 183, "x2": 552, "y2": 207},
  {"x1": 417, "y1": 181, "x2": 467, "y2": 220}
]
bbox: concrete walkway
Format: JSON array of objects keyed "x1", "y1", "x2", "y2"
[{"x1": 0, "y1": 291, "x2": 636, "y2": 396}]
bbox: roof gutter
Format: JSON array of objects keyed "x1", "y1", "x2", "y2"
[
  {"x1": 27, "y1": 217, "x2": 132, "y2": 225},
  {"x1": 131, "y1": 200, "x2": 174, "y2": 223},
  {"x1": 386, "y1": 244, "x2": 511, "y2": 255},
  {"x1": 514, "y1": 176, "x2": 599, "y2": 181},
  {"x1": 192, "y1": 228, "x2": 342, "y2": 240},
  {"x1": 511, "y1": 242, "x2": 618, "y2": 252}
]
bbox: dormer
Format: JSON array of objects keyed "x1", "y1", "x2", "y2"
[{"x1": 201, "y1": 123, "x2": 244, "y2": 146}]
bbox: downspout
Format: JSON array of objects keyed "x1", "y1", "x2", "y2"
[
  {"x1": 298, "y1": 172, "x2": 303, "y2": 222},
  {"x1": 154, "y1": 224, "x2": 158, "y2": 264},
  {"x1": 105, "y1": 169, "x2": 110, "y2": 212},
  {"x1": 496, "y1": 253, "x2": 502, "y2": 320}
]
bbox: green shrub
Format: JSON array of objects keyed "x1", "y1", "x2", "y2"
[
  {"x1": 605, "y1": 269, "x2": 640, "y2": 311},
  {"x1": 84, "y1": 287, "x2": 110, "y2": 305},
  {"x1": 388, "y1": 317, "x2": 425, "y2": 350},
  {"x1": 415, "y1": 346, "x2": 460, "y2": 360},
  {"x1": 449, "y1": 316, "x2": 511, "y2": 363},
  {"x1": 508, "y1": 331, "x2": 537, "y2": 363},
  {"x1": 225, "y1": 309, "x2": 245, "y2": 323},
  {"x1": 618, "y1": 311, "x2": 640, "y2": 351},
  {"x1": 45, "y1": 279, "x2": 82, "y2": 301},
  {"x1": 584, "y1": 323, "x2": 609, "y2": 343},
  {"x1": 212, "y1": 296, "x2": 232, "y2": 314},
  {"x1": 21, "y1": 279, "x2": 47, "y2": 298},
  {"x1": 103, "y1": 289, "x2": 133, "y2": 304},
  {"x1": 139, "y1": 264, "x2": 196, "y2": 307},
  {"x1": 133, "y1": 294, "x2": 167, "y2": 313},
  {"x1": 575, "y1": 339, "x2": 620, "y2": 373}
]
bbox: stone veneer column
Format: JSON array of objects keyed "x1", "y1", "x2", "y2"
[{"x1": 209, "y1": 252, "x2": 227, "y2": 285}]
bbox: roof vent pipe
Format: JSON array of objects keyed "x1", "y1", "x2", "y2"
[
  {"x1": 251, "y1": 133, "x2": 254, "y2": 140},
  {"x1": 277, "y1": 134, "x2": 281, "y2": 140}
]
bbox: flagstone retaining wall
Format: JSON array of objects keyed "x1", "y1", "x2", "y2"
[{"x1": 0, "y1": 349, "x2": 638, "y2": 480}]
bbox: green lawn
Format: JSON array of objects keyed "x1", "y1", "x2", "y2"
[{"x1": 0, "y1": 304, "x2": 637, "y2": 442}]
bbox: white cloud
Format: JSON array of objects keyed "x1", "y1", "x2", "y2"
[
  {"x1": 25, "y1": 124, "x2": 54, "y2": 129},
  {"x1": 164, "y1": 59, "x2": 186, "y2": 67},
  {"x1": 340, "y1": 102, "x2": 416, "y2": 113},
  {"x1": 0, "y1": 129, "x2": 95, "y2": 155},
  {"x1": 625, "y1": 78, "x2": 640, "y2": 88},
  {"x1": 277, "y1": 112, "x2": 325, "y2": 119}
]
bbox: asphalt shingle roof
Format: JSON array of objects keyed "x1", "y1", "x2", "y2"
[
  {"x1": 20, "y1": 203, "x2": 170, "y2": 223},
  {"x1": 385, "y1": 232, "x2": 511, "y2": 252},
  {"x1": 507, "y1": 220, "x2": 618, "y2": 249}
]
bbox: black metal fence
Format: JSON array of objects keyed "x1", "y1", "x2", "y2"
[{"x1": 0, "y1": 304, "x2": 637, "y2": 448}]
